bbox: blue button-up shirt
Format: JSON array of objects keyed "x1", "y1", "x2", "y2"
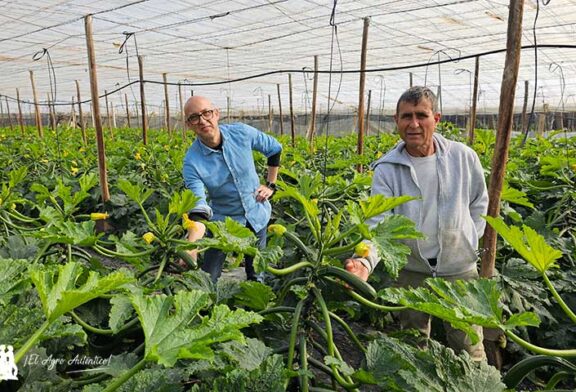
[{"x1": 183, "y1": 123, "x2": 282, "y2": 232}]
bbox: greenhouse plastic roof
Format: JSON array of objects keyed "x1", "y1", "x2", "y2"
[{"x1": 1, "y1": 0, "x2": 576, "y2": 116}]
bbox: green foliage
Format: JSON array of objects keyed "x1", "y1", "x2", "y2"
[
  {"x1": 370, "y1": 214, "x2": 423, "y2": 279},
  {"x1": 363, "y1": 336, "x2": 506, "y2": 391},
  {"x1": 0, "y1": 258, "x2": 30, "y2": 304},
  {"x1": 190, "y1": 338, "x2": 287, "y2": 392},
  {"x1": 130, "y1": 289, "x2": 263, "y2": 367},
  {"x1": 485, "y1": 216, "x2": 563, "y2": 273},
  {"x1": 381, "y1": 278, "x2": 540, "y2": 343},
  {"x1": 30, "y1": 261, "x2": 134, "y2": 322}
]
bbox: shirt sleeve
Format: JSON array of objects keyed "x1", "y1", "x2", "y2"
[
  {"x1": 183, "y1": 157, "x2": 213, "y2": 220},
  {"x1": 243, "y1": 123, "x2": 283, "y2": 157}
]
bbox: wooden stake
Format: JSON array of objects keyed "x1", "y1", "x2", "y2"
[
  {"x1": 163, "y1": 73, "x2": 171, "y2": 133},
  {"x1": 468, "y1": 56, "x2": 480, "y2": 145},
  {"x1": 138, "y1": 55, "x2": 148, "y2": 144},
  {"x1": 288, "y1": 74, "x2": 295, "y2": 147},
  {"x1": 268, "y1": 94, "x2": 272, "y2": 132},
  {"x1": 356, "y1": 17, "x2": 370, "y2": 172},
  {"x1": 366, "y1": 89, "x2": 372, "y2": 136},
  {"x1": 47, "y1": 93, "x2": 55, "y2": 131},
  {"x1": 104, "y1": 90, "x2": 112, "y2": 134},
  {"x1": 29, "y1": 70, "x2": 43, "y2": 137},
  {"x1": 480, "y1": 0, "x2": 524, "y2": 278},
  {"x1": 307, "y1": 55, "x2": 319, "y2": 144},
  {"x1": 16, "y1": 88, "x2": 25, "y2": 135},
  {"x1": 71, "y1": 96, "x2": 76, "y2": 128},
  {"x1": 5, "y1": 97, "x2": 13, "y2": 131},
  {"x1": 111, "y1": 104, "x2": 117, "y2": 129},
  {"x1": 76, "y1": 80, "x2": 87, "y2": 145},
  {"x1": 125, "y1": 93, "x2": 131, "y2": 128},
  {"x1": 178, "y1": 83, "x2": 184, "y2": 136},
  {"x1": 85, "y1": 14, "x2": 110, "y2": 202},
  {"x1": 520, "y1": 80, "x2": 529, "y2": 133},
  {"x1": 277, "y1": 83, "x2": 284, "y2": 136}
]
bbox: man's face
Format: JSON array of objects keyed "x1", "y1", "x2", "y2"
[
  {"x1": 394, "y1": 98, "x2": 440, "y2": 157},
  {"x1": 185, "y1": 98, "x2": 220, "y2": 141}
]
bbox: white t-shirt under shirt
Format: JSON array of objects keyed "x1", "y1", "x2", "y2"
[{"x1": 404, "y1": 150, "x2": 440, "y2": 260}]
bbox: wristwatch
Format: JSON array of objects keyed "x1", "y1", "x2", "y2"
[{"x1": 266, "y1": 182, "x2": 277, "y2": 191}]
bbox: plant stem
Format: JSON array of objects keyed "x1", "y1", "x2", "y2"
[
  {"x1": 259, "y1": 306, "x2": 296, "y2": 316},
  {"x1": 93, "y1": 244, "x2": 156, "y2": 258},
  {"x1": 101, "y1": 357, "x2": 146, "y2": 392},
  {"x1": 505, "y1": 331, "x2": 576, "y2": 357},
  {"x1": 154, "y1": 254, "x2": 169, "y2": 283},
  {"x1": 15, "y1": 320, "x2": 50, "y2": 363},
  {"x1": 323, "y1": 239, "x2": 361, "y2": 257},
  {"x1": 287, "y1": 299, "x2": 305, "y2": 371},
  {"x1": 312, "y1": 287, "x2": 359, "y2": 390},
  {"x1": 328, "y1": 311, "x2": 367, "y2": 354},
  {"x1": 267, "y1": 261, "x2": 313, "y2": 276},
  {"x1": 299, "y1": 335, "x2": 309, "y2": 392},
  {"x1": 284, "y1": 231, "x2": 316, "y2": 261},
  {"x1": 542, "y1": 272, "x2": 576, "y2": 323},
  {"x1": 326, "y1": 226, "x2": 358, "y2": 248},
  {"x1": 348, "y1": 289, "x2": 406, "y2": 311},
  {"x1": 33, "y1": 241, "x2": 54, "y2": 264}
]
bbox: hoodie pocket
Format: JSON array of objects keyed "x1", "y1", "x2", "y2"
[{"x1": 439, "y1": 229, "x2": 478, "y2": 274}]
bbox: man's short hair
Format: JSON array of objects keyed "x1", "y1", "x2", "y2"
[{"x1": 396, "y1": 86, "x2": 439, "y2": 114}]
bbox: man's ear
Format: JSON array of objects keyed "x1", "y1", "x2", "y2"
[{"x1": 434, "y1": 112, "x2": 441, "y2": 124}]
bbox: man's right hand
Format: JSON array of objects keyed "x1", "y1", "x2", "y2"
[{"x1": 344, "y1": 258, "x2": 369, "y2": 282}]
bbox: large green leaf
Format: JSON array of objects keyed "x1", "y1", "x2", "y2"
[
  {"x1": 131, "y1": 290, "x2": 262, "y2": 367},
  {"x1": 347, "y1": 194, "x2": 417, "y2": 223},
  {"x1": 196, "y1": 217, "x2": 258, "y2": 257},
  {"x1": 233, "y1": 281, "x2": 276, "y2": 311},
  {"x1": 30, "y1": 262, "x2": 135, "y2": 322},
  {"x1": 274, "y1": 185, "x2": 320, "y2": 236},
  {"x1": 380, "y1": 278, "x2": 540, "y2": 343},
  {"x1": 484, "y1": 216, "x2": 563, "y2": 273},
  {"x1": 253, "y1": 245, "x2": 283, "y2": 273},
  {"x1": 370, "y1": 214, "x2": 423, "y2": 279},
  {"x1": 363, "y1": 337, "x2": 506, "y2": 391},
  {"x1": 501, "y1": 183, "x2": 534, "y2": 209},
  {"x1": 168, "y1": 189, "x2": 200, "y2": 216},
  {"x1": 33, "y1": 220, "x2": 102, "y2": 246},
  {"x1": 117, "y1": 178, "x2": 154, "y2": 205},
  {"x1": 0, "y1": 258, "x2": 30, "y2": 304}
]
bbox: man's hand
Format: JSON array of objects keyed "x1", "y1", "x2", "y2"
[
  {"x1": 178, "y1": 221, "x2": 207, "y2": 270},
  {"x1": 255, "y1": 184, "x2": 274, "y2": 202},
  {"x1": 344, "y1": 258, "x2": 369, "y2": 282}
]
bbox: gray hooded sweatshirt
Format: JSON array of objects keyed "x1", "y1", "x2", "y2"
[{"x1": 362, "y1": 133, "x2": 488, "y2": 277}]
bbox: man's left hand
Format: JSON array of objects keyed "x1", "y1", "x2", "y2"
[{"x1": 255, "y1": 184, "x2": 274, "y2": 202}]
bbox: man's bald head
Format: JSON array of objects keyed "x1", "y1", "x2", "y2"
[{"x1": 184, "y1": 96, "x2": 215, "y2": 118}]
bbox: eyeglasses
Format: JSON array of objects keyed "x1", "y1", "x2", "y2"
[{"x1": 187, "y1": 109, "x2": 215, "y2": 125}]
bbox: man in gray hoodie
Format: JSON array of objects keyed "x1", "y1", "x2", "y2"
[{"x1": 345, "y1": 86, "x2": 488, "y2": 361}]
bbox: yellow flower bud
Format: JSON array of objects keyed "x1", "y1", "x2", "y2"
[
  {"x1": 354, "y1": 242, "x2": 370, "y2": 258},
  {"x1": 135, "y1": 152, "x2": 141, "y2": 160},
  {"x1": 268, "y1": 224, "x2": 287, "y2": 236},
  {"x1": 142, "y1": 232, "x2": 156, "y2": 244},
  {"x1": 71, "y1": 167, "x2": 79, "y2": 175},
  {"x1": 182, "y1": 213, "x2": 198, "y2": 231},
  {"x1": 90, "y1": 212, "x2": 109, "y2": 221}
]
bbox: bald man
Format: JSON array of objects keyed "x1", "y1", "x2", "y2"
[{"x1": 182, "y1": 96, "x2": 282, "y2": 282}]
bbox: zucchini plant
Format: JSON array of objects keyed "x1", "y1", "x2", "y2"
[{"x1": 254, "y1": 179, "x2": 422, "y2": 390}]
